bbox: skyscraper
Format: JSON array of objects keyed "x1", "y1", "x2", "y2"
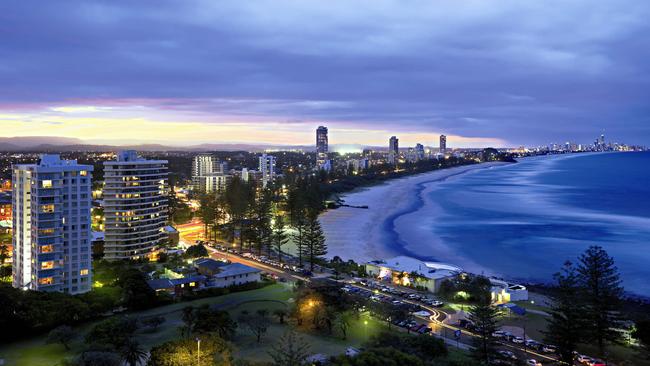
[
  {"x1": 258, "y1": 153, "x2": 276, "y2": 188},
  {"x1": 12, "y1": 155, "x2": 93, "y2": 294},
  {"x1": 415, "y1": 143, "x2": 425, "y2": 160},
  {"x1": 316, "y1": 126, "x2": 328, "y2": 154},
  {"x1": 439, "y1": 135, "x2": 447, "y2": 154},
  {"x1": 103, "y1": 151, "x2": 168, "y2": 260},
  {"x1": 388, "y1": 136, "x2": 399, "y2": 164}
]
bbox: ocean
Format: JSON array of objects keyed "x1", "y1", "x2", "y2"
[{"x1": 387, "y1": 152, "x2": 650, "y2": 296}]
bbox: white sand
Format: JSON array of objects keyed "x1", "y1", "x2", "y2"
[{"x1": 319, "y1": 163, "x2": 507, "y2": 264}]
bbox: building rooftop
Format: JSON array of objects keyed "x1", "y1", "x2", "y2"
[
  {"x1": 147, "y1": 275, "x2": 207, "y2": 290},
  {"x1": 214, "y1": 263, "x2": 261, "y2": 278},
  {"x1": 194, "y1": 258, "x2": 228, "y2": 272},
  {"x1": 367, "y1": 256, "x2": 462, "y2": 280}
]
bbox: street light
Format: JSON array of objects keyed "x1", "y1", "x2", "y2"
[
  {"x1": 195, "y1": 337, "x2": 201, "y2": 366},
  {"x1": 364, "y1": 319, "x2": 368, "y2": 339}
]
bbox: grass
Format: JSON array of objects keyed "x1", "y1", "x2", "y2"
[
  {"x1": 498, "y1": 313, "x2": 549, "y2": 341},
  {"x1": 0, "y1": 284, "x2": 293, "y2": 366},
  {"x1": 0, "y1": 283, "x2": 392, "y2": 365}
]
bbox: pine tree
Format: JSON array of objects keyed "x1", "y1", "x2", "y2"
[
  {"x1": 303, "y1": 214, "x2": 327, "y2": 272},
  {"x1": 268, "y1": 331, "x2": 311, "y2": 366},
  {"x1": 468, "y1": 295, "x2": 499, "y2": 365},
  {"x1": 576, "y1": 245, "x2": 624, "y2": 357},
  {"x1": 544, "y1": 261, "x2": 584, "y2": 365},
  {"x1": 273, "y1": 215, "x2": 289, "y2": 264},
  {"x1": 292, "y1": 212, "x2": 308, "y2": 267}
]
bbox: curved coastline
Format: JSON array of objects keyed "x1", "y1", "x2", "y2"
[{"x1": 320, "y1": 162, "x2": 508, "y2": 263}]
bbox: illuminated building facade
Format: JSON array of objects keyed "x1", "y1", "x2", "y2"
[
  {"x1": 12, "y1": 154, "x2": 93, "y2": 294},
  {"x1": 103, "y1": 151, "x2": 168, "y2": 260}
]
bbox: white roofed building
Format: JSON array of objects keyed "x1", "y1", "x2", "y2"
[{"x1": 365, "y1": 256, "x2": 462, "y2": 293}]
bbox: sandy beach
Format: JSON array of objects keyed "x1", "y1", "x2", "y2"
[{"x1": 319, "y1": 162, "x2": 508, "y2": 265}]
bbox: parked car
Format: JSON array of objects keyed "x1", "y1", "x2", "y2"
[
  {"x1": 525, "y1": 359, "x2": 541, "y2": 366},
  {"x1": 577, "y1": 355, "x2": 593, "y2": 364},
  {"x1": 542, "y1": 345, "x2": 556, "y2": 353},
  {"x1": 512, "y1": 336, "x2": 525, "y2": 344},
  {"x1": 496, "y1": 350, "x2": 517, "y2": 360},
  {"x1": 588, "y1": 360, "x2": 606, "y2": 366},
  {"x1": 492, "y1": 330, "x2": 506, "y2": 338}
]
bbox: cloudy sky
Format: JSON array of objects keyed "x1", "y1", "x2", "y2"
[{"x1": 1, "y1": 0, "x2": 648, "y2": 148}]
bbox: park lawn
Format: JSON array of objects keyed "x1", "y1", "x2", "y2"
[
  {"x1": 232, "y1": 311, "x2": 389, "y2": 363},
  {"x1": 499, "y1": 313, "x2": 549, "y2": 341},
  {"x1": 0, "y1": 283, "x2": 293, "y2": 366},
  {"x1": 513, "y1": 300, "x2": 551, "y2": 313}
]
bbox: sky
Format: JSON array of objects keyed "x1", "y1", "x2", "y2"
[{"x1": 1, "y1": 0, "x2": 649, "y2": 148}]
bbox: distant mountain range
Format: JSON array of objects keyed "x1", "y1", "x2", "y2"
[{"x1": 0, "y1": 136, "x2": 384, "y2": 153}]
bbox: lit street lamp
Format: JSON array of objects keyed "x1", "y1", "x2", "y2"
[{"x1": 195, "y1": 337, "x2": 201, "y2": 366}]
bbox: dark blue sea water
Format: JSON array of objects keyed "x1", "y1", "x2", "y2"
[{"x1": 417, "y1": 152, "x2": 650, "y2": 296}]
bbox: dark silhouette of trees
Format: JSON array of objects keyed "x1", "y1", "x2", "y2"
[
  {"x1": 576, "y1": 245, "x2": 624, "y2": 356},
  {"x1": 544, "y1": 261, "x2": 584, "y2": 365},
  {"x1": 468, "y1": 295, "x2": 500, "y2": 365}
]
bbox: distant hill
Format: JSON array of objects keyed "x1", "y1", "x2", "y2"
[{"x1": 0, "y1": 136, "x2": 384, "y2": 153}]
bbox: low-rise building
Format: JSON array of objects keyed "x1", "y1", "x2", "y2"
[
  {"x1": 211, "y1": 263, "x2": 261, "y2": 287},
  {"x1": 490, "y1": 278, "x2": 529, "y2": 303},
  {"x1": 365, "y1": 256, "x2": 462, "y2": 293}
]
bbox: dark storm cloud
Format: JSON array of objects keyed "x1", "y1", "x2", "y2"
[{"x1": 0, "y1": 0, "x2": 649, "y2": 145}]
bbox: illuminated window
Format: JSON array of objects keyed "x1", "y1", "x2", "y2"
[
  {"x1": 80, "y1": 170, "x2": 88, "y2": 176},
  {"x1": 41, "y1": 245, "x2": 54, "y2": 253},
  {"x1": 80, "y1": 269, "x2": 89, "y2": 276},
  {"x1": 41, "y1": 261, "x2": 55, "y2": 270},
  {"x1": 41, "y1": 204, "x2": 55, "y2": 213},
  {"x1": 39, "y1": 277, "x2": 54, "y2": 285},
  {"x1": 39, "y1": 228, "x2": 55, "y2": 235},
  {"x1": 42, "y1": 180, "x2": 53, "y2": 188}
]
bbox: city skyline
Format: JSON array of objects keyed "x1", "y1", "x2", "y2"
[{"x1": 1, "y1": 1, "x2": 649, "y2": 147}]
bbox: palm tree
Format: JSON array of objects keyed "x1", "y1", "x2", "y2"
[{"x1": 120, "y1": 338, "x2": 147, "y2": 366}]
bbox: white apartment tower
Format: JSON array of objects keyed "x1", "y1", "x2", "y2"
[
  {"x1": 12, "y1": 155, "x2": 93, "y2": 294},
  {"x1": 258, "y1": 153, "x2": 276, "y2": 188},
  {"x1": 191, "y1": 154, "x2": 229, "y2": 193},
  {"x1": 103, "y1": 151, "x2": 168, "y2": 260}
]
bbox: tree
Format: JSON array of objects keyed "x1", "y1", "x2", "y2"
[
  {"x1": 85, "y1": 316, "x2": 139, "y2": 350},
  {"x1": 185, "y1": 244, "x2": 209, "y2": 258},
  {"x1": 634, "y1": 319, "x2": 650, "y2": 359},
  {"x1": 331, "y1": 347, "x2": 425, "y2": 366},
  {"x1": 238, "y1": 309, "x2": 271, "y2": 343},
  {"x1": 468, "y1": 296, "x2": 500, "y2": 364},
  {"x1": 198, "y1": 193, "x2": 216, "y2": 239},
  {"x1": 544, "y1": 261, "x2": 584, "y2": 365},
  {"x1": 273, "y1": 308, "x2": 287, "y2": 324},
  {"x1": 46, "y1": 325, "x2": 75, "y2": 350},
  {"x1": 272, "y1": 215, "x2": 289, "y2": 264},
  {"x1": 148, "y1": 334, "x2": 233, "y2": 366},
  {"x1": 118, "y1": 268, "x2": 158, "y2": 310},
  {"x1": 576, "y1": 245, "x2": 624, "y2": 356},
  {"x1": 291, "y1": 213, "x2": 308, "y2": 267},
  {"x1": 303, "y1": 214, "x2": 327, "y2": 272},
  {"x1": 142, "y1": 315, "x2": 166, "y2": 331},
  {"x1": 334, "y1": 311, "x2": 353, "y2": 339},
  {"x1": 76, "y1": 351, "x2": 122, "y2": 366},
  {"x1": 185, "y1": 305, "x2": 238, "y2": 341},
  {"x1": 268, "y1": 331, "x2": 311, "y2": 366},
  {"x1": 120, "y1": 338, "x2": 148, "y2": 366}
]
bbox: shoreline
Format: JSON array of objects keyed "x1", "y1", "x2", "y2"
[{"x1": 319, "y1": 162, "x2": 509, "y2": 264}]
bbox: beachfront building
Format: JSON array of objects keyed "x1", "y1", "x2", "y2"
[
  {"x1": 12, "y1": 154, "x2": 93, "y2": 294},
  {"x1": 365, "y1": 256, "x2": 462, "y2": 293},
  {"x1": 103, "y1": 150, "x2": 168, "y2": 260},
  {"x1": 388, "y1": 136, "x2": 399, "y2": 164},
  {"x1": 440, "y1": 135, "x2": 447, "y2": 154},
  {"x1": 490, "y1": 278, "x2": 529, "y2": 303}
]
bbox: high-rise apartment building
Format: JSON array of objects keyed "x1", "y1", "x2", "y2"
[
  {"x1": 389, "y1": 136, "x2": 399, "y2": 155},
  {"x1": 103, "y1": 151, "x2": 168, "y2": 260},
  {"x1": 440, "y1": 135, "x2": 447, "y2": 154},
  {"x1": 191, "y1": 154, "x2": 230, "y2": 193},
  {"x1": 12, "y1": 155, "x2": 93, "y2": 294},
  {"x1": 388, "y1": 136, "x2": 399, "y2": 164},
  {"x1": 258, "y1": 153, "x2": 276, "y2": 188},
  {"x1": 316, "y1": 126, "x2": 329, "y2": 154}
]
